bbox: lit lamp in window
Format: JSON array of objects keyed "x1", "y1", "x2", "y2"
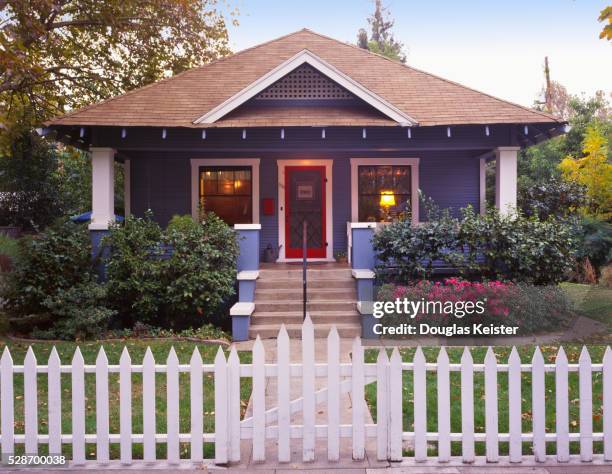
[{"x1": 379, "y1": 190, "x2": 396, "y2": 222}]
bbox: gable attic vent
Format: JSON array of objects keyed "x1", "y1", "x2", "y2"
[{"x1": 254, "y1": 64, "x2": 353, "y2": 100}]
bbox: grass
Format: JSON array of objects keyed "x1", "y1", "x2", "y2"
[
  {"x1": 0, "y1": 338, "x2": 252, "y2": 460},
  {"x1": 364, "y1": 344, "x2": 609, "y2": 458},
  {"x1": 561, "y1": 282, "x2": 612, "y2": 331}
]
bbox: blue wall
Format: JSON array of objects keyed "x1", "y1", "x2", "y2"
[{"x1": 127, "y1": 149, "x2": 480, "y2": 258}]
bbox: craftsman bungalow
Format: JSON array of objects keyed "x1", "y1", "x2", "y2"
[{"x1": 48, "y1": 29, "x2": 564, "y2": 339}]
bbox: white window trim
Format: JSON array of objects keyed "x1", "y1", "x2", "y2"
[
  {"x1": 277, "y1": 159, "x2": 334, "y2": 262},
  {"x1": 123, "y1": 159, "x2": 131, "y2": 217},
  {"x1": 350, "y1": 157, "x2": 420, "y2": 225},
  {"x1": 194, "y1": 50, "x2": 417, "y2": 126},
  {"x1": 190, "y1": 158, "x2": 260, "y2": 223}
]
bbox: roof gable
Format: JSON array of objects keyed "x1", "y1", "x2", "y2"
[
  {"x1": 48, "y1": 29, "x2": 561, "y2": 128},
  {"x1": 193, "y1": 49, "x2": 417, "y2": 126}
]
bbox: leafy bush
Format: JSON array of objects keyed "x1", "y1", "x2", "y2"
[
  {"x1": 573, "y1": 217, "x2": 612, "y2": 270},
  {"x1": 34, "y1": 282, "x2": 116, "y2": 340},
  {"x1": 601, "y1": 265, "x2": 612, "y2": 288},
  {"x1": 4, "y1": 221, "x2": 94, "y2": 316},
  {"x1": 104, "y1": 213, "x2": 238, "y2": 329},
  {"x1": 518, "y1": 176, "x2": 585, "y2": 220},
  {"x1": 377, "y1": 279, "x2": 574, "y2": 336},
  {"x1": 0, "y1": 234, "x2": 20, "y2": 272},
  {"x1": 373, "y1": 202, "x2": 577, "y2": 285}
]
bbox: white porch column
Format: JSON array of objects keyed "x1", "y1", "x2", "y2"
[
  {"x1": 495, "y1": 146, "x2": 520, "y2": 215},
  {"x1": 89, "y1": 147, "x2": 116, "y2": 230},
  {"x1": 479, "y1": 157, "x2": 487, "y2": 216}
]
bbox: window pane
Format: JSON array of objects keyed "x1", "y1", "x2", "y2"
[
  {"x1": 358, "y1": 165, "x2": 411, "y2": 222},
  {"x1": 199, "y1": 166, "x2": 253, "y2": 225}
]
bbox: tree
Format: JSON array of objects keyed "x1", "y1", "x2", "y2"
[
  {"x1": 559, "y1": 125, "x2": 612, "y2": 219},
  {"x1": 357, "y1": 0, "x2": 407, "y2": 63},
  {"x1": 0, "y1": 0, "x2": 235, "y2": 134},
  {"x1": 599, "y1": 6, "x2": 612, "y2": 40}
]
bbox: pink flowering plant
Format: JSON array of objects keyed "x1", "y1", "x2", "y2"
[{"x1": 376, "y1": 278, "x2": 574, "y2": 335}]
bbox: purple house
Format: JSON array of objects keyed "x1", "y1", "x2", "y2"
[{"x1": 48, "y1": 29, "x2": 564, "y2": 339}]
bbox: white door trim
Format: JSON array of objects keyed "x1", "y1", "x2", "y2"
[
  {"x1": 277, "y1": 159, "x2": 334, "y2": 262},
  {"x1": 350, "y1": 157, "x2": 420, "y2": 225},
  {"x1": 190, "y1": 158, "x2": 260, "y2": 223}
]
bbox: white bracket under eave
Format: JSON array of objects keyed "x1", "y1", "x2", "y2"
[{"x1": 193, "y1": 49, "x2": 418, "y2": 126}]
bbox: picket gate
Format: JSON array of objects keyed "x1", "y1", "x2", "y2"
[{"x1": 1, "y1": 316, "x2": 612, "y2": 468}]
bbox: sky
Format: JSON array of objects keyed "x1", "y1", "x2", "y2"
[{"x1": 225, "y1": 0, "x2": 611, "y2": 108}]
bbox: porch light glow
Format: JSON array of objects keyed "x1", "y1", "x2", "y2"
[{"x1": 379, "y1": 191, "x2": 396, "y2": 207}]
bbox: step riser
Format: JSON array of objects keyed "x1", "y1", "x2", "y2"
[
  {"x1": 256, "y1": 280, "x2": 355, "y2": 290},
  {"x1": 255, "y1": 291, "x2": 356, "y2": 301},
  {"x1": 249, "y1": 327, "x2": 361, "y2": 339},
  {"x1": 251, "y1": 314, "x2": 360, "y2": 324},
  {"x1": 255, "y1": 301, "x2": 356, "y2": 312},
  {"x1": 259, "y1": 270, "x2": 352, "y2": 280}
]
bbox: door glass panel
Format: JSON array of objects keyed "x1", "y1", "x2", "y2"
[{"x1": 288, "y1": 168, "x2": 323, "y2": 251}]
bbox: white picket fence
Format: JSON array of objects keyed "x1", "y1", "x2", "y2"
[{"x1": 1, "y1": 316, "x2": 612, "y2": 467}]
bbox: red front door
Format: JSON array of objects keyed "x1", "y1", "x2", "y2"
[{"x1": 285, "y1": 166, "x2": 326, "y2": 258}]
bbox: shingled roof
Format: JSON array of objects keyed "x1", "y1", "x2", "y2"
[{"x1": 48, "y1": 29, "x2": 560, "y2": 128}]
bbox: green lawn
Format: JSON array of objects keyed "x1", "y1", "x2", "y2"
[
  {"x1": 0, "y1": 339, "x2": 252, "y2": 460},
  {"x1": 561, "y1": 282, "x2": 612, "y2": 331},
  {"x1": 365, "y1": 344, "x2": 608, "y2": 458}
]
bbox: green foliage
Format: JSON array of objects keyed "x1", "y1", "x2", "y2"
[
  {"x1": 161, "y1": 212, "x2": 237, "y2": 328},
  {"x1": 0, "y1": 234, "x2": 19, "y2": 260},
  {"x1": 374, "y1": 201, "x2": 578, "y2": 285},
  {"x1": 519, "y1": 176, "x2": 585, "y2": 219},
  {"x1": 0, "y1": 0, "x2": 235, "y2": 134},
  {"x1": 459, "y1": 207, "x2": 578, "y2": 285},
  {"x1": 0, "y1": 131, "x2": 66, "y2": 230},
  {"x1": 573, "y1": 217, "x2": 612, "y2": 270},
  {"x1": 103, "y1": 214, "x2": 165, "y2": 326},
  {"x1": 35, "y1": 282, "x2": 116, "y2": 340},
  {"x1": 357, "y1": 0, "x2": 406, "y2": 63},
  {"x1": 104, "y1": 212, "x2": 238, "y2": 329},
  {"x1": 600, "y1": 6, "x2": 612, "y2": 41},
  {"x1": 4, "y1": 221, "x2": 94, "y2": 317}
]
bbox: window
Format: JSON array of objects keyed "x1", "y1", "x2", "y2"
[
  {"x1": 199, "y1": 166, "x2": 252, "y2": 225},
  {"x1": 357, "y1": 165, "x2": 411, "y2": 222}
]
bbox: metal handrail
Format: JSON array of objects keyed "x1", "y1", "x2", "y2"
[{"x1": 302, "y1": 220, "x2": 307, "y2": 321}]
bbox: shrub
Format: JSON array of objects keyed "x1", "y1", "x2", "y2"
[
  {"x1": 103, "y1": 214, "x2": 164, "y2": 326},
  {"x1": 4, "y1": 221, "x2": 94, "y2": 316},
  {"x1": 600, "y1": 264, "x2": 612, "y2": 288},
  {"x1": 518, "y1": 176, "x2": 585, "y2": 220},
  {"x1": 377, "y1": 279, "x2": 574, "y2": 336},
  {"x1": 0, "y1": 234, "x2": 19, "y2": 272},
  {"x1": 104, "y1": 212, "x2": 238, "y2": 329},
  {"x1": 573, "y1": 217, "x2": 612, "y2": 270},
  {"x1": 35, "y1": 282, "x2": 115, "y2": 340}
]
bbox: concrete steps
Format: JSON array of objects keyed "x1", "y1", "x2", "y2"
[{"x1": 250, "y1": 264, "x2": 360, "y2": 339}]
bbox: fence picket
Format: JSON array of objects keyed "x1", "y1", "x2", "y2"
[
  {"x1": 579, "y1": 346, "x2": 593, "y2": 462},
  {"x1": 484, "y1": 347, "x2": 498, "y2": 463},
  {"x1": 142, "y1": 348, "x2": 156, "y2": 463},
  {"x1": 352, "y1": 336, "x2": 365, "y2": 460},
  {"x1": 389, "y1": 348, "x2": 403, "y2": 461},
  {"x1": 228, "y1": 347, "x2": 241, "y2": 463},
  {"x1": 214, "y1": 346, "x2": 228, "y2": 464},
  {"x1": 531, "y1": 347, "x2": 546, "y2": 462},
  {"x1": 71, "y1": 348, "x2": 86, "y2": 464},
  {"x1": 189, "y1": 348, "x2": 203, "y2": 463},
  {"x1": 252, "y1": 336, "x2": 266, "y2": 462},
  {"x1": 327, "y1": 326, "x2": 340, "y2": 462},
  {"x1": 555, "y1": 347, "x2": 570, "y2": 462},
  {"x1": 95, "y1": 347, "x2": 110, "y2": 464},
  {"x1": 508, "y1": 347, "x2": 522, "y2": 462},
  {"x1": 302, "y1": 315, "x2": 316, "y2": 462},
  {"x1": 461, "y1": 347, "x2": 475, "y2": 463},
  {"x1": 436, "y1": 347, "x2": 451, "y2": 462},
  {"x1": 119, "y1": 347, "x2": 132, "y2": 465},
  {"x1": 604, "y1": 346, "x2": 612, "y2": 461},
  {"x1": 413, "y1": 347, "x2": 427, "y2": 462},
  {"x1": 376, "y1": 348, "x2": 389, "y2": 461},
  {"x1": 277, "y1": 325, "x2": 291, "y2": 462},
  {"x1": 48, "y1": 347, "x2": 62, "y2": 457},
  {"x1": 1, "y1": 347, "x2": 14, "y2": 457},
  {"x1": 24, "y1": 347, "x2": 38, "y2": 455},
  {"x1": 166, "y1": 347, "x2": 180, "y2": 464}
]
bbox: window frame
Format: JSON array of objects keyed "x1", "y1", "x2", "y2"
[
  {"x1": 350, "y1": 157, "x2": 419, "y2": 225},
  {"x1": 190, "y1": 158, "x2": 260, "y2": 223}
]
